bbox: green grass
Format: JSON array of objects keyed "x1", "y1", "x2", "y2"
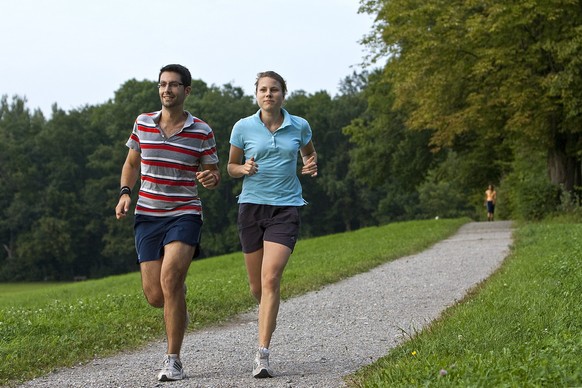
[
  {"x1": 0, "y1": 283, "x2": 62, "y2": 294},
  {"x1": 346, "y1": 220, "x2": 582, "y2": 387},
  {"x1": 0, "y1": 218, "x2": 467, "y2": 386}
]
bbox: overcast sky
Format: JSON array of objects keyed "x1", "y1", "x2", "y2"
[{"x1": 1, "y1": 0, "x2": 375, "y2": 117}]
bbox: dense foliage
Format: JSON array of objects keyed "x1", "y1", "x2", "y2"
[
  {"x1": 0, "y1": 75, "x2": 373, "y2": 281},
  {"x1": 355, "y1": 0, "x2": 581, "y2": 217}
]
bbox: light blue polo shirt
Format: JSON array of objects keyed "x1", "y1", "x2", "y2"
[{"x1": 230, "y1": 108, "x2": 312, "y2": 206}]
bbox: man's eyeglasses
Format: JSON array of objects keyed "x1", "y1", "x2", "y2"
[{"x1": 158, "y1": 82, "x2": 184, "y2": 89}]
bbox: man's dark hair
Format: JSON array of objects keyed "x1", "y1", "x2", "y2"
[
  {"x1": 255, "y1": 71, "x2": 287, "y2": 96},
  {"x1": 159, "y1": 64, "x2": 192, "y2": 87}
]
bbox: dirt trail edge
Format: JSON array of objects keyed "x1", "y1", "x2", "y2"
[{"x1": 21, "y1": 221, "x2": 513, "y2": 388}]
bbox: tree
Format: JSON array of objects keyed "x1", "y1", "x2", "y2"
[
  {"x1": 360, "y1": 0, "x2": 582, "y2": 194},
  {"x1": 343, "y1": 69, "x2": 438, "y2": 221},
  {"x1": 0, "y1": 96, "x2": 46, "y2": 278}
]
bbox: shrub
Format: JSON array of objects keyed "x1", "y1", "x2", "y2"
[{"x1": 500, "y1": 148, "x2": 559, "y2": 221}]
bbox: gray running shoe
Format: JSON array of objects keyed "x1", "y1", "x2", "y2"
[
  {"x1": 252, "y1": 347, "x2": 274, "y2": 378},
  {"x1": 157, "y1": 355, "x2": 185, "y2": 381}
]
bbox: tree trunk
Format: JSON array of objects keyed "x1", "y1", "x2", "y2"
[{"x1": 547, "y1": 137, "x2": 582, "y2": 192}]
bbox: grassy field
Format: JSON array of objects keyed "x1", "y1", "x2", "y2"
[
  {"x1": 0, "y1": 218, "x2": 467, "y2": 386},
  {"x1": 346, "y1": 220, "x2": 582, "y2": 387}
]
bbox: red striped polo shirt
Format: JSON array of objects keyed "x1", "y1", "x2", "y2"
[{"x1": 126, "y1": 110, "x2": 219, "y2": 217}]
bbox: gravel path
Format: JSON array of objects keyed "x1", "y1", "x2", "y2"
[{"x1": 21, "y1": 221, "x2": 513, "y2": 388}]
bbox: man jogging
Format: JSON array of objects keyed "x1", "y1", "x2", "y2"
[{"x1": 115, "y1": 64, "x2": 220, "y2": 381}]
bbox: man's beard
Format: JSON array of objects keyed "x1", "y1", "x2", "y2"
[{"x1": 161, "y1": 95, "x2": 181, "y2": 108}]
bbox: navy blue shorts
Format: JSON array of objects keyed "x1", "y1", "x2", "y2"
[
  {"x1": 237, "y1": 203, "x2": 300, "y2": 253},
  {"x1": 487, "y1": 201, "x2": 495, "y2": 213},
  {"x1": 134, "y1": 214, "x2": 202, "y2": 263}
]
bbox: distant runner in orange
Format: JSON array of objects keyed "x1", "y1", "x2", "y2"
[{"x1": 485, "y1": 184, "x2": 497, "y2": 221}]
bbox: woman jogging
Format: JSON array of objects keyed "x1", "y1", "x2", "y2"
[{"x1": 227, "y1": 71, "x2": 318, "y2": 378}]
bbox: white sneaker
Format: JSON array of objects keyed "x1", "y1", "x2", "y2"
[
  {"x1": 157, "y1": 355, "x2": 185, "y2": 381},
  {"x1": 252, "y1": 347, "x2": 274, "y2": 378}
]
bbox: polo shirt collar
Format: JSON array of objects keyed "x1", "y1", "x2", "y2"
[
  {"x1": 152, "y1": 110, "x2": 194, "y2": 127},
  {"x1": 254, "y1": 108, "x2": 291, "y2": 129}
]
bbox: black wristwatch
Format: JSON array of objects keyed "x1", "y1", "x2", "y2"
[{"x1": 119, "y1": 186, "x2": 131, "y2": 198}]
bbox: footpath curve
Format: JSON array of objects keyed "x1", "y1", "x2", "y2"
[{"x1": 22, "y1": 221, "x2": 513, "y2": 388}]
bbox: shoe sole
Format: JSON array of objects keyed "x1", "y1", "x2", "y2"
[
  {"x1": 158, "y1": 373, "x2": 185, "y2": 382},
  {"x1": 253, "y1": 368, "x2": 273, "y2": 378}
]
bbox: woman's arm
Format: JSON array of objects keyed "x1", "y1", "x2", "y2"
[
  {"x1": 300, "y1": 141, "x2": 318, "y2": 177},
  {"x1": 227, "y1": 145, "x2": 258, "y2": 178}
]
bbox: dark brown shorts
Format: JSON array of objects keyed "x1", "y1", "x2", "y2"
[{"x1": 237, "y1": 203, "x2": 301, "y2": 253}]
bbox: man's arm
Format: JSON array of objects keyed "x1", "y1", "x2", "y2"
[
  {"x1": 115, "y1": 149, "x2": 140, "y2": 219},
  {"x1": 196, "y1": 163, "x2": 221, "y2": 189}
]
